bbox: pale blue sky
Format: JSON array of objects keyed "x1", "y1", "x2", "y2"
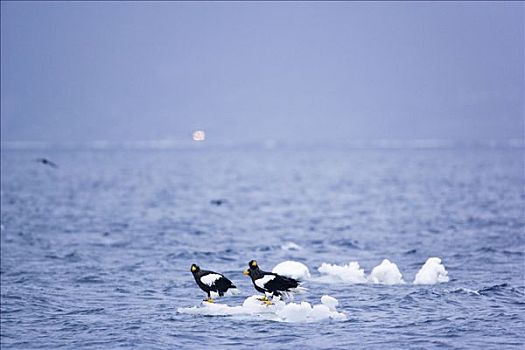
[{"x1": 1, "y1": 1, "x2": 523, "y2": 143}]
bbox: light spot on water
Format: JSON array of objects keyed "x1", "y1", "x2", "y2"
[{"x1": 192, "y1": 130, "x2": 206, "y2": 141}]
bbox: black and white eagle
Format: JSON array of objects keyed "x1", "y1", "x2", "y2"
[
  {"x1": 243, "y1": 260, "x2": 304, "y2": 303},
  {"x1": 191, "y1": 264, "x2": 239, "y2": 303}
]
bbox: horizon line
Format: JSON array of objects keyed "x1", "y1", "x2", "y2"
[{"x1": 1, "y1": 138, "x2": 523, "y2": 151}]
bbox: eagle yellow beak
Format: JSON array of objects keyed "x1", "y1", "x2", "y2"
[
  {"x1": 243, "y1": 269, "x2": 250, "y2": 276},
  {"x1": 191, "y1": 266, "x2": 196, "y2": 272}
]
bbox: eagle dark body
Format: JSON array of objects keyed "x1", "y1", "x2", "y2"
[
  {"x1": 246, "y1": 262, "x2": 299, "y2": 297},
  {"x1": 256, "y1": 273, "x2": 298, "y2": 297},
  {"x1": 191, "y1": 265, "x2": 236, "y2": 298}
]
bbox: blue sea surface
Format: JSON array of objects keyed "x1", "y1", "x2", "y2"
[{"x1": 1, "y1": 147, "x2": 524, "y2": 349}]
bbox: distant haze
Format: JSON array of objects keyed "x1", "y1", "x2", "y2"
[{"x1": 1, "y1": 2, "x2": 523, "y2": 144}]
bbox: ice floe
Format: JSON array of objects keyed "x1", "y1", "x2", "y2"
[
  {"x1": 413, "y1": 257, "x2": 449, "y2": 285},
  {"x1": 368, "y1": 259, "x2": 405, "y2": 285},
  {"x1": 177, "y1": 295, "x2": 347, "y2": 323},
  {"x1": 317, "y1": 262, "x2": 367, "y2": 283},
  {"x1": 320, "y1": 295, "x2": 339, "y2": 310},
  {"x1": 316, "y1": 259, "x2": 405, "y2": 285},
  {"x1": 272, "y1": 260, "x2": 311, "y2": 280}
]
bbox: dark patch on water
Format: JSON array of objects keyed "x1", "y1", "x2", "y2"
[{"x1": 75, "y1": 275, "x2": 104, "y2": 284}]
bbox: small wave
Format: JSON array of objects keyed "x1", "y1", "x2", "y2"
[
  {"x1": 476, "y1": 247, "x2": 498, "y2": 253},
  {"x1": 63, "y1": 251, "x2": 82, "y2": 262},
  {"x1": 64, "y1": 307, "x2": 105, "y2": 315},
  {"x1": 177, "y1": 295, "x2": 346, "y2": 323},
  {"x1": 280, "y1": 242, "x2": 302, "y2": 251},
  {"x1": 166, "y1": 251, "x2": 215, "y2": 261},
  {"x1": 1, "y1": 294, "x2": 23, "y2": 300},
  {"x1": 444, "y1": 284, "x2": 523, "y2": 298},
  {"x1": 330, "y1": 239, "x2": 360, "y2": 249},
  {"x1": 478, "y1": 283, "x2": 510, "y2": 295},
  {"x1": 445, "y1": 288, "x2": 481, "y2": 296},
  {"x1": 75, "y1": 275, "x2": 104, "y2": 284},
  {"x1": 503, "y1": 250, "x2": 524, "y2": 256},
  {"x1": 254, "y1": 245, "x2": 272, "y2": 252}
]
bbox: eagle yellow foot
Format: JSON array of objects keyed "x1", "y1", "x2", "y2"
[
  {"x1": 257, "y1": 296, "x2": 269, "y2": 301},
  {"x1": 205, "y1": 298, "x2": 215, "y2": 303},
  {"x1": 263, "y1": 300, "x2": 273, "y2": 306}
]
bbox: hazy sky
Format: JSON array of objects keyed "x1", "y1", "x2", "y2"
[{"x1": 1, "y1": 1, "x2": 523, "y2": 143}]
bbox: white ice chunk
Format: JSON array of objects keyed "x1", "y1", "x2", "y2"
[
  {"x1": 272, "y1": 261, "x2": 311, "y2": 280},
  {"x1": 177, "y1": 295, "x2": 346, "y2": 323},
  {"x1": 321, "y1": 295, "x2": 339, "y2": 311},
  {"x1": 276, "y1": 302, "x2": 312, "y2": 322},
  {"x1": 310, "y1": 304, "x2": 333, "y2": 321},
  {"x1": 413, "y1": 257, "x2": 449, "y2": 285},
  {"x1": 368, "y1": 259, "x2": 405, "y2": 285},
  {"x1": 241, "y1": 295, "x2": 282, "y2": 315},
  {"x1": 317, "y1": 262, "x2": 367, "y2": 283}
]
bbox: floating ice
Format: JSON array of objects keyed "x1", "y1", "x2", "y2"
[
  {"x1": 177, "y1": 295, "x2": 346, "y2": 323},
  {"x1": 277, "y1": 302, "x2": 334, "y2": 323},
  {"x1": 413, "y1": 257, "x2": 449, "y2": 285},
  {"x1": 317, "y1": 258, "x2": 450, "y2": 286},
  {"x1": 320, "y1": 295, "x2": 338, "y2": 311},
  {"x1": 317, "y1": 262, "x2": 367, "y2": 283},
  {"x1": 272, "y1": 261, "x2": 311, "y2": 280},
  {"x1": 368, "y1": 259, "x2": 405, "y2": 285},
  {"x1": 281, "y1": 242, "x2": 302, "y2": 251}
]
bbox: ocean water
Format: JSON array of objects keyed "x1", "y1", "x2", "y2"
[{"x1": 1, "y1": 147, "x2": 524, "y2": 349}]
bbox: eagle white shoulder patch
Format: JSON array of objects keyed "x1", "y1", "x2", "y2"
[
  {"x1": 200, "y1": 273, "x2": 223, "y2": 286},
  {"x1": 255, "y1": 275, "x2": 276, "y2": 289}
]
